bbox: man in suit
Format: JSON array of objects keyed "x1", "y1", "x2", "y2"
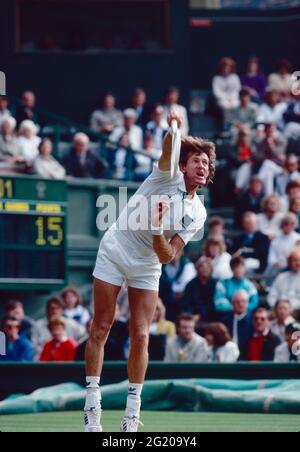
[
  {"x1": 131, "y1": 88, "x2": 150, "y2": 128},
  {"x1": 232, "y1": 211, "x2": 270, "y2": 273},
  {"x1": 222, "y1": 290, "x2": 253, "y2": 356},
  {"x1": 63, "y1": 133, "x2": 108, "y2": 179},
  {"x1": 241, "y1": 308, "x2": 281, "y2": 361}
]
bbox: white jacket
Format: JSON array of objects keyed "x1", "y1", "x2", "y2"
[
  {"x1": 268, "y1": 271, "x2": 300, "y2": 310},
  {"x1": 208, "y1": 341, "x2": 240, "y2": 363}
]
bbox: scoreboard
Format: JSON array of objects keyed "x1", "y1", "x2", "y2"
[{"x1": 0, "y1": 176, "x2": 68, "y2": 290}]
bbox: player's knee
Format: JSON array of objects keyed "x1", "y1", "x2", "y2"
[
  {"x1": 131, "y1": 330, "x2": 149, "y2": 350},
  {"x1": 90, "y1": 320, "x2": 112, "y2": 346}
]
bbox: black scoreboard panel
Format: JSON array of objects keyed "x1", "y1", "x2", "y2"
[{"x1": 0, "y1": 176, "x2": 68, "y2": 290}]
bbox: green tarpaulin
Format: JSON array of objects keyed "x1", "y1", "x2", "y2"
[{"x1": 1, "y1": 379, "x2": 300, "y2": 415}]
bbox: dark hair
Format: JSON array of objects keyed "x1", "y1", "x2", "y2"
[
  {"x1": 286, "y1": 180, "x2": 300, "y2": 194},
  {"x1": 166, "y1": 86, "x2": 179, "y2": 96},
  {"x1": 205, "y1": 323, "x2": 232, "y2": 347},
  {"x1": 47, "y1": 297, "x2": 63, "y2": 312},
  {"x1": 276, "y1": 59, "x2": 293, "y2": 73},
  {"x1": 5, "y1": 300, "x2": 23, "y2": 312},
  {"x1": 38, "y1": 138, "x2": 52, "y2": 152},
  {"x1": 230, "y1": 257, "x2": 245, "y2": 270},
  {"x1": 176, "y1": 313, "x2": 195, "y2": 328},
  {"x1": 1, "y1": 315, "x2": 20, "y2": 330},
  {"x1": 253, "y1": 307, "x2": 269, "y2": 318},
  {"x1": 274, "y1": 299, "x2": 291, "y2": 310},
  {"x1": 240, "y1": 88, "x2": 251, "y2": 98},
  {"x1": 179, "y1": 136, "x2": 216, "y2": 185},
  {"x1": 133, "y1": 87, "x2": 146, "y2": 96}
]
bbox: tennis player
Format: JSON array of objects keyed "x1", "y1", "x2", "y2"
[{"x1": 84, "y1": 111, "x2": 216, "y2": 432}]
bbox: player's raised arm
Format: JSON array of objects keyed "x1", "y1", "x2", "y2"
[{"x1": 158, "y1": 111, "x2": 183, "y2": 171}]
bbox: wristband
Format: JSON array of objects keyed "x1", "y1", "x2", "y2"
[{"x1": 151, "y1": 224, "x2": 164, "y2": 236}]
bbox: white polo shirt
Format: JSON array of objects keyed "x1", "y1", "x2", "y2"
[{"x1": 109, "y1": 163, "x2": 207, "y2": 261}]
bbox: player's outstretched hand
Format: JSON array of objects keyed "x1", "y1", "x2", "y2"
[{"x1": 167, "y1": 111, "x2": 183, "y2": 130}]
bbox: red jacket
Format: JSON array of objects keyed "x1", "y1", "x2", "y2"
[{"x1": 39, "y1": 338, "x2": 78, "y2": 362}]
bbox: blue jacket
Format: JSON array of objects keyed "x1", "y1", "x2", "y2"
[
  {"x1": 0, "y1": 336, "x2": 33, "y2": 362},
  {"x1": 214, "y1": 277, "x2": 259, "y2": 313}
]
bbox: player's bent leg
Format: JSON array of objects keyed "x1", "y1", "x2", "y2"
[
  {"x1": 84, "y1": 277, "x2": 121, "y2": 433},
  {"x1": 121, "y1": 287, "x2": 158, "y2": 433}
]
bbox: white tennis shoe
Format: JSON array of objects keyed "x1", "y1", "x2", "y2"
[
  {"x1": 121, "y1": 415, "x2": 143, "y2": 433},
  {"x1": 84, "y1": 408, "x2": 103, "y2": 433}
]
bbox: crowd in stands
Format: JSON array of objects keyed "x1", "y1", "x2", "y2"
[{"x1": 1, "y1": 56, "x2": 300, "y2": 364}]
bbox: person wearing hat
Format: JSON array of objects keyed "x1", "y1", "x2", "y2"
[{"x1": 274, "y1": 322, "x2": 300, "y2": 362}]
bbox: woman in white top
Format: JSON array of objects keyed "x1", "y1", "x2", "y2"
[
  {"x1": 212, "y1": 58, "x2": 241, "y2": 115},
  {"x1": 203, "y1": 237, "x2": 233, "y2": 280},
  {"x1": 34, "y1": 138, "x2": 66, "y2": 180},
  {"x1": 268, "y1": 60, "x2": 293, "y2": 101},
  {"x1": 205, "y1": 323, "x2": 240, "y2": 363},
  {"x1": 61, "y1": 287, "x2": 91, "y2": 327},
  {"x1": 270, "y1": 299, "x2": 296, "y2": 342},
  {"x1": 268, "y1": 213, "x2": 300, "y2": 272},
  {"x1": 18, "y1": 120, "x2": 41, "y2": 164},
  {"x1": 257, "y1": 194, "x2": 284, "y2": 240}
]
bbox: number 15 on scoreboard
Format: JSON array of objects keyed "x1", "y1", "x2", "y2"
[{"x1": 35, "y1": 216, "x2": 64, "y2": 247}]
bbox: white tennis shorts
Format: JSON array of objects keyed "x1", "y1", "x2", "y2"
[{"x1": 93, "y1": 228, "x2": 162, "y2": 291}]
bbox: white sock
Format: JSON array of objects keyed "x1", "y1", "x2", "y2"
[
  {"x1": 125, "y1": 383, "x2": 143, "y2": 418},
  {"x1": 85, "y1": 377, "x2": 101, "y2": 411}
]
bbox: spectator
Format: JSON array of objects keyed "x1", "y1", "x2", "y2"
[
  {"x1": 16, "y1": 91, "x2": 38, "y2": 126},
  {"x1": 256, "y1": 90, "x2": 287, "y2": 130},
  {"x1": 39, "y1": 317, "x2": 78, "y2": 362},
  {"x1": 164, "y1": 313, "x2": 209, "y2": 363},
  {"x1": 33, "y1": 138, "x2": 66, "y2": 179},
  {"x1": 0, "y1": 316, "x2": 33, "y2": 362},
  {"x1": 63, "y1": 132, "x2": 108, "y2": 178},
  {"x1": 134, "y1": 133, "x2": 160, "y2": 182},
  {"x1": 290, "y1": 196, "x2": 300, "y2": 233},
  {"x1": 203, "y1": 237, "x2": 233, "y2": 280},
  {"x1": 145, "y1": 104, "x2": 168, "y2": 151},
  {"x1": 284, "y1": 93, "x2": 300, "y2": 141},
  {"x1": 90, "y1": 92, "x2": 123, "y2": 134},
  {"x1": 18, "y1": 120, "x2": 41, "y2": 164},
  {"x1": 149, "y1": 299, "x2": 176, "y2": 361},
  {"x1": 5, "y1": 300, "x2": 35, "y2": 340},
  {"x1": 275, "y1": 154, "x2": 300, "y2": 196},
  {"x1": 222, "y1": 290, "x2": 253, "y2": 355},
  {"x1": 208, "y1": 216, "x2": 232, "y2": 251},
  {"x1": 232, "y1": 212, "x2": 270, "y2": 274},
  {"x1": 268, "y1": 60, "x2": 293, "y2": 101},
  {"x1": 181, "y1": 257, "x2": 217, "y2": 323},
  {"x1": 281, "y1": 180, "x2": 300, "y2": 213},
  {"x1": 230, "y1": 126, "x2": 253, "y2": 166},
  {"x1": 257, "y1": 195, "x2": 284, "y2": 240},
  {"x1": 255, "y1": 123, "x2": 287, "y2": 164},
  {"x1": 235, "y1": 176, "x2": 265, "y2": 225},
  {"x1": 162, "y1": 86, "x2": 189, "y2": 136},
  {"x1": 0, "y1": 116, "x2": 22, "y2": 164},
  {"x1": 240, "y1": 56, "x2": 267, "y2": 100},
  {"x1": 267, "y1": 213, "x2": 300, "y2": 272},
  {"x1": 229, "y1": 89, "x2": 258, "y2": 134},
  {"x1": 241, "y1": 308, "x2": 281, "y2": 362},
  {"x1": 214, "y1": 257, "x2": 259, "y2": 313},
  {"x1": 268, "y1": 247, "x2": 300, "y2": 310},
  {"x1": 61, "y1": 287, "x2": 91, "y2": 327},
  {"x1": 109, "y1": 109, "x2": 143, "y2": 151},
  {"x1": 274, "y1": 322, "x2": 300, "y2": 362},
  {"x1": 205, "y1": 323, "x2": 240, "y2": 363},
  {"x1": 130, "y1": 88, "x2": 149, "y2": 128},
  {"x1": 160, "y1": 250, "x2": 197, "y2": 320},
  {"x1": 270, "y1": 300, "x2": 296, "y2": 342},
  {"x1": 0, "y1": 95, "x2": 11, "y2": 123},
  {"x1": 31, "y1": 297, "x2": 85, "y2": 359},
  {"x1": 212, "y1": 57, "x2": 241, "y2": 124}
]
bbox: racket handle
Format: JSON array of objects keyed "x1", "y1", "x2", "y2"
[{"x1": 171, "y1": 119, "x2": 178, "y2": 134}]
